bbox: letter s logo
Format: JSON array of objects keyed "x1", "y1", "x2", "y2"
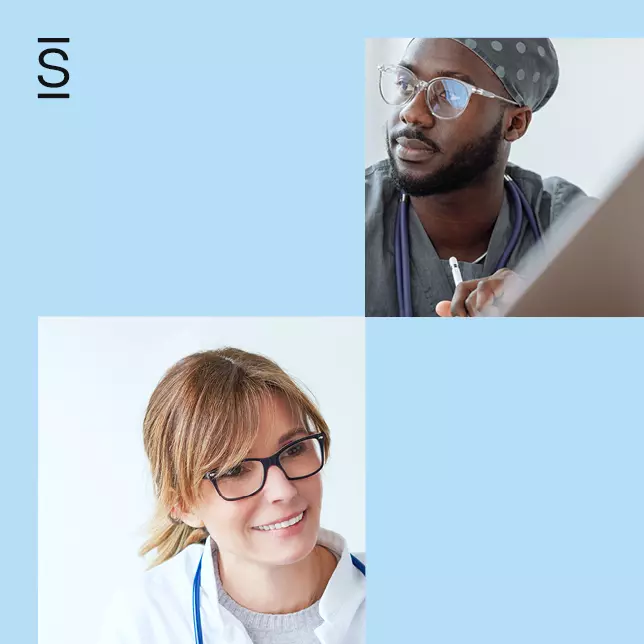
[{"x1": 38, "y1": 48, "x2": 70, "y2": 88}]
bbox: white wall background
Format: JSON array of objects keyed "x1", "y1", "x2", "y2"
[
  {"x1": 38, "y1": 317, "x2": 365, "y2": 644},
  {"x1": 366, "y1": 38, "x2": 644, "y2": 199}
]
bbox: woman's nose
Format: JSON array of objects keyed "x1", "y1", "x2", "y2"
[{"x1": 261, "y1": 464, "x2": 298, "y2": 502}]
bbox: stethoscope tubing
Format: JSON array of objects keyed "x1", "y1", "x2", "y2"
[
  {"x1": 192, "y1": 552, "x2": 366, "y2": 644},
  {"x1": 394, "y1": 175, "x2": 542, "y2": 317}
]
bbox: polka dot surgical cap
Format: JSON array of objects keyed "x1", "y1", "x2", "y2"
[{"x1": 451, "y1": 38, "x2": 559, "y2": 111}]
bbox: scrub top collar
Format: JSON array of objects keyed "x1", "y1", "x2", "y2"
[{"x1": 406, "y1": 187, "x2": 513, "y2": 276}]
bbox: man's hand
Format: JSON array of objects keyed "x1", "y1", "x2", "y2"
[{"x1": 435, "y1": 268, "x2": 520, "y2": 317}]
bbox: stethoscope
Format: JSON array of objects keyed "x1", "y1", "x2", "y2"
[
  {"x1": 192, "y1": 550, "x2": 366, "y2": 644},
  {"x1": 394, "y1": 174, "x2": 543, "y2": 317}
]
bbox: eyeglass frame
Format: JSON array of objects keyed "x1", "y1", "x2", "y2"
[
  {"x1": 377, "y1": 64, "x2": 520, "y2": 120},
  {"x1": 203, "y1": 432, "x2": 326, "y2": 501}
]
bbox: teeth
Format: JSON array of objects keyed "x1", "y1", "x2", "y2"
[{"x1": 255, "y1": 512, "x2": 304, "y2": 531}]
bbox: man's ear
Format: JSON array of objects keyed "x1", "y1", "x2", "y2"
[{"x1": 504, "y1": 106, "x2": 532, "y2": 142}]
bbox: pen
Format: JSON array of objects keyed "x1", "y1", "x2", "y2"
[{"x1": 449, "y1": 256, "x2": 463, "y2": 288}]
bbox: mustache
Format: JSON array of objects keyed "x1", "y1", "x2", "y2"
[{"x1": 390, "y1": 128, "x2": 441, "y2": 153}]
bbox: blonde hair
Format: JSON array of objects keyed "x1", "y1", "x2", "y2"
[{"x1": 139, "y1": 347, "x2": 331, "y2": 567}]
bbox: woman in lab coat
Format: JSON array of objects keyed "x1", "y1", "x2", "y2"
[{"x1": 99, "y1": 348, "x2": 365, "y2": 644}]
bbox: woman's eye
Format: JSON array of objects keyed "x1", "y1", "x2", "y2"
[
  {"x1": 220, "y1": 464, "x2": 245, "y2": 479},
  {"x1": 285, "y1": 443, "x2": 305, "y2": 457}
]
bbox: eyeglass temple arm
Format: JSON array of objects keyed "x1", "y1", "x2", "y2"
[{"x1": 472, "y1": 86, "x2": 521, "y2": 106}]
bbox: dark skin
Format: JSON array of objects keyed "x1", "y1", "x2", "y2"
[
  {"x1": 386, "y1": 39, "x2": 533, "y2": 316},
  {"x1": 435, "y1": 268, "x2": 521, "y2": 317}
]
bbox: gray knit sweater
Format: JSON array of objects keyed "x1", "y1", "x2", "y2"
[{"x1": 212, "y1": 544, "x2": 330, "y2": 644}]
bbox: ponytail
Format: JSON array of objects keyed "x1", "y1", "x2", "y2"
[{"x1": 140, "y1": 503, "x2": 209, "y2": 568}]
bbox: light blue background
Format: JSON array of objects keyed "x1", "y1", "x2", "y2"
[
  {"x1": 3, "y1": 1, "x2": 644, "y2": 642},
  {"x1": 368, "y1": 319, "x2": 644, "y2": 643}
]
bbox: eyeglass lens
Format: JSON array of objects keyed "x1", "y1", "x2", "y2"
[
  {"x1": 379, "y1": 67, "x2": 471, "y2": 118},
  {"x1": 214, "y1": 435, "x2": 323, "y2": 500}
]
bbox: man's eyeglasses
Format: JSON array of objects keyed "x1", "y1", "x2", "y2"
[
  {"x1": 204, "y1": 433, "x2": 326, "y2": 501},
  {"x1": 378, "y1": 64, "x2": 519, "y2": 120}
]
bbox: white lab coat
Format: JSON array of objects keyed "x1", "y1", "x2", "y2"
[{"x1": 98, "y1": 528, "x2": 365, "y2": 644}]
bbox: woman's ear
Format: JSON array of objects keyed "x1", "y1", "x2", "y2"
[
  {"x1": 171, "y1": 503, "x2": 205, "y2": 529},
  {"x1": 504, "y1": 106, "x2": 532, "y2": 142}
]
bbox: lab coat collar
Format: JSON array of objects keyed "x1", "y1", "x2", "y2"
[
  {"x1": 198, "y1": 528, "x2": 365, "y2": 642},
  {"x1": 315, "y1": 528, "x2": 366, "y2": 643},
  {"x1": 196, "y1": 534, "x2": 228, "y2": 635}
]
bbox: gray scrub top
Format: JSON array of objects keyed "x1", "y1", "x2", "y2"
[{"x1": 365, "y1": 159, "x2": 597, "y2": 317}]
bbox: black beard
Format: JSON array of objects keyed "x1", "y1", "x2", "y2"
[{"x1": 387, "y1": 117, "x2": 504, "y2": 197}]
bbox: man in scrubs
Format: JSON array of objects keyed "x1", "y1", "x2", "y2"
[{"x1": 365, "y1": 38, "x2": 597, "y2": 317}]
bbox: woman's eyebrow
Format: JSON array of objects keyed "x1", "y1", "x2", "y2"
[{"x1": 277, "y1": 427, "x2": 308, "y2": 446}]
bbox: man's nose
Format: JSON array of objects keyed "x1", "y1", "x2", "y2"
[{"x1": 399, "y1": 88, "x2": 435, "y2": 128}]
